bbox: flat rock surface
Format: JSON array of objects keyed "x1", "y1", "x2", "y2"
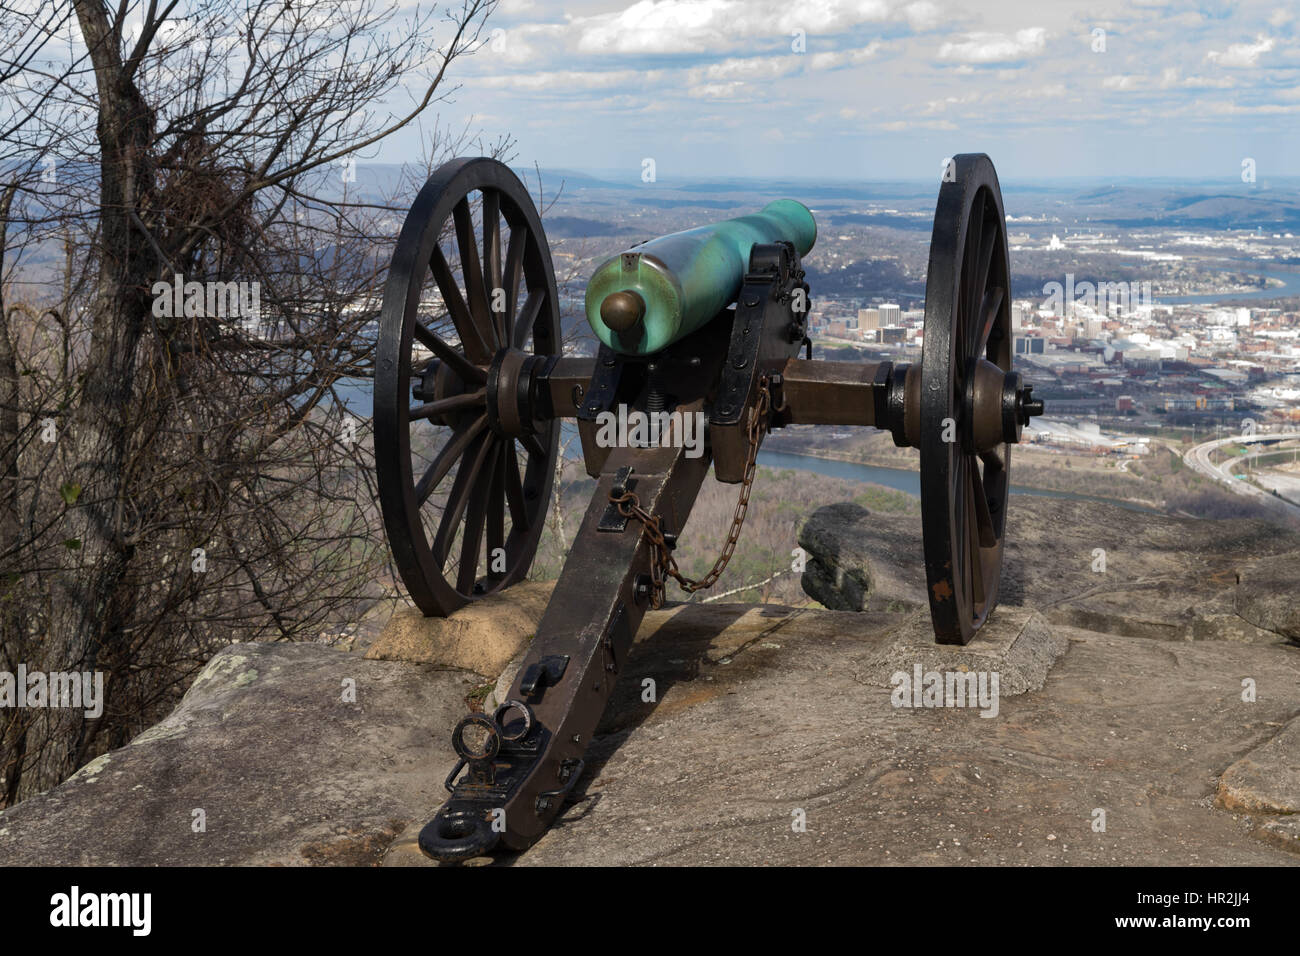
[
  {"x1": 851, "y1": 607, "x2": 1067, "y2": 696},
  {"x1": 3, "y1": 555, "x2": 1298, "y2": 865},
  {"x1": 0, "y1": 643, "x2": 473, "y2": 866},
  {"x1": 503, "y1": 613, "x2": 1300, "y2": 866},
  {"x1": 801, "y1": 496, "x2": 1300, "y2": 644}
]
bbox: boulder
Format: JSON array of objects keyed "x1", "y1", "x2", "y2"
[
  {"x1": 1234, "y1": 552, "x2": 1300, "y2": 644},
  {"x1": 1216, "y1": 719, "x2": 1300, "y2": 813},
  {"x1": 364, "y1": 581, "x2": 554, "y2": 677},
  {"x1": 800, "y1": 496, "x2": 1300, "y2": 643}
]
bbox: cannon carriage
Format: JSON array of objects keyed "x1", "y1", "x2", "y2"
[{"x1": 373, "y1": 154, "x2": 1044, "y2": 861}]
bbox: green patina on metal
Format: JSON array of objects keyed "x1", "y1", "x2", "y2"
[{"x1": 584, "y1": 200, "x2": 817, "y2": 355}]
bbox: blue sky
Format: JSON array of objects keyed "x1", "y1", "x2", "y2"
[{"x1": 402, "y1": 0, "x2": 1300, "y2": 182}]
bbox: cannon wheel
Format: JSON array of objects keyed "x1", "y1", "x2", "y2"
[
  {"x1": 375, "y1": 158, "x2": 560, "y2": 617},
  {"x1": 919, "y1": 154, "x2": 1013, "y2": 645}
]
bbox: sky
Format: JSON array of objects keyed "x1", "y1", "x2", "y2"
[{"x1": 399, "y1": 0, "x2": 1300, "y2": 183}]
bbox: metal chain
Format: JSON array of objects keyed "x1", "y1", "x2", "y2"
[{"x1": 608, "y1": 376, "x2": 773, "y2": 609}]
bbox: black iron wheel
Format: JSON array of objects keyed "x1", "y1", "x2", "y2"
[
  {"x1": 375, "y1": 157, "x2": 560, "y2": 616},
  {"x1": 919, "y1": 154, "x2": 1013, "y2": 645}
]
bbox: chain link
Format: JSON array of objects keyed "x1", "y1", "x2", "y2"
[{"x1": 608, "y1": 376, "x2": 773, "y2": 609}]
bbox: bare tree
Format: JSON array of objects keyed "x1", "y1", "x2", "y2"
[{"x1": 0, "y1": 0, "x2": 500, "y2": 803}]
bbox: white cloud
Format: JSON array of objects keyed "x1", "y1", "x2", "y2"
[
  {"x1": 1206, "y1": 35, "x2": 1275, "y2": 68},
  {"x1": 938, "y1": 28, "x2": 1047, "y2": 64},
  {"x1": 687, "y1": 81, "x2": 748, "y2": 99},
  {"x1": 809, "y1": 41, "x2": 884, "y2": 70},
  {"x1": 1179, "y1": 74, "x2": 1236, "y2": 89},
  {"x1": 1200, "y1": 99, "x2": 1299, "y2": 115},
  {"x1": 674, "y1": 43, "x2": 883, "y2": 99},
  {"x1": 472, "y1": 69, "x2": 651, "y2": 92},
  {"x1": 575, "y1": 0, "x2": 911, "y2": 55},
  {"x1": 685, "y1": 54, "x2": 801, "y2": 84},
  {"x1": 902, "y1": 1, "x2": 944, "y2": 31},
  {"x1": 578, "y1": 0, "x2": 732, "y2": 54},
  {"x1": 415, "y1": 0, "x2": 1297, "y2": 176},
  {"x1": 878, "y1": 118, "x2": 955, "y2": 130}
]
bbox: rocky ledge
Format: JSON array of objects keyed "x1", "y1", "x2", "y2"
[{"x1": 1, "y1": 497, "x2": 1297, "y2": 865}]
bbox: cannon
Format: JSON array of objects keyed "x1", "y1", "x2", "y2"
[{"x1": 373, "y1": 154, "x2": 1044, "y2": 862}]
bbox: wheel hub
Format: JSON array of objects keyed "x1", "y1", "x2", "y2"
[
  {"x1": 963, "y1": 359, "x2": 1045, "y2": 453},
  {"x1": 413, "y1": 360, "x2": 470, "y2": 427},
  {"x1": 485, "y1": 347, "x2": 546, "y2": 438}
]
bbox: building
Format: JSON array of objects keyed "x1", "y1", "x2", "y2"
[
  {"x1": 857, "y1": 308, "x2": 880, "y2": 330},
  {"x1": 878, "y1": 303, "x2": 901, "y2": 326},
  {"x1": 1015, "y1": 335, "x2": 1045, "y2": 354}
]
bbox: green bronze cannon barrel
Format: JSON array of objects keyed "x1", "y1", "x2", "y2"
[{"x1": 584, "y1": 200, "x2": 816, "y2": 355}]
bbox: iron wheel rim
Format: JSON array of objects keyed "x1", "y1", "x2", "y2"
[{"x1": 919, "y1": 153, "x2": 1013, "y2": 645}]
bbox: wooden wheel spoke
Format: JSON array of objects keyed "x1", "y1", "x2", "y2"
[
  {"x1": 410, "y1": 388, "x2": 485, "y2": 421},
  {"x1": 970, "y1": 458, "x2": 997, "y2": 548},
  {"x1": 957, "y1": 196, "x2": 981, "y2": 351},
  {"x1": 972, "y1": 206, "x2": 997, "y2": 321},
  {"x1": 452, "y1": 197, "x2": 496, "y2": 351},
  {"x1": 415, "y1": 413, "x2": 487, "y2": 505},
  {"x1": 964, "y1": 194, "x2": 987, "y2": 318},
  {"x1": 950, "y1": 453, "x2": 966, "y2": 590},
  {"x1": 429, "y1": 244, "x2": 491, "y2": 363},
  {"x1": 432, "y1": 429, "x2": 494, "y2": 567},
  {"x1": 502, "y1": 227, "x2": 527, "y2": 348},
  {"x1": 503, "y1": 441, "x2": 528, "y2": 530},
  {"x1": 520, "y1": 431, "x2": 547, "y2": 461},
  {"x1": 512, "y1": 289, "x2": 544, "y2": 351},
  {"x1": 412, "y1": 321, "x2": 486, "y2": 386},
  {"x1": 482, "y1": 188, "x2": 505, "y2": 347},
  {"x1": 486, "y1": 441, "x2": 507, "y2": 580},
  {"x1": 975, "y1": 286, "x2": 1005, "y2": 360},
  {"x1": 966, "y1": 472, "x2": 985, "y2": 612},
  {"x1": 456, "y1": 442, "x2": 499, "y2": 593}
]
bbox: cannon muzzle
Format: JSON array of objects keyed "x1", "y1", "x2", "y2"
[{"x1": 585, "y1": 200, "x2": 816, "y2": 355}]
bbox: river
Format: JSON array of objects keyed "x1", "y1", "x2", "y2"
[
  {"x1": 1153, "y1": 266, "x2": 1300, "y2": 305},
  {"x1": 755, "y1": 449, "x2": 1164, "y2": 514}
]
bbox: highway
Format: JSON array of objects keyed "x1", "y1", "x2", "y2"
[{"x1": 1182, "y1": 431, "x2": 1300, "y2": 518}]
